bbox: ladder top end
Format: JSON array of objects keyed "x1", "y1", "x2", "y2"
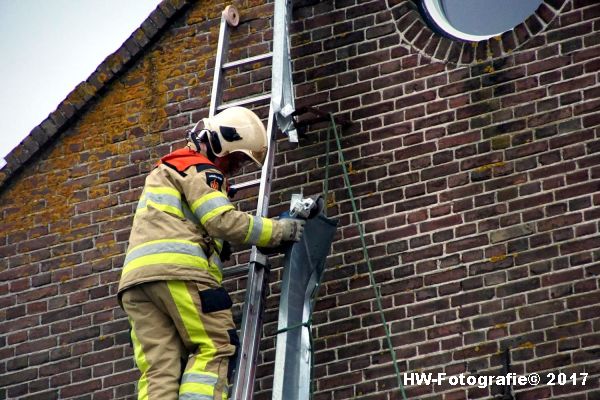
[{"x1": 223, "y1": 6, "x2": 240, "y2": 27}]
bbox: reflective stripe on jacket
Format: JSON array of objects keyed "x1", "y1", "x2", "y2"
[{"x1": 118, "y1": 148, "x2": 284, "y2": 297}]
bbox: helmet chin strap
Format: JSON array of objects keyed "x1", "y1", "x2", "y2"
[
  {"x1": 187, "y1": 123, "x2": 217, "y2": 163},
  {"x1": 187, "y1": 122, "x2": 201, "y2": 149},
  {"x1": 202, "y1": 134, "x2": 218, "y2": 163}
]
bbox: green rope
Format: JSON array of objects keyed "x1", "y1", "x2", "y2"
[
  {"x1": 324, "y1": 125, "x2": 331, "y2": 217},
  {"x1": 325, "y1": 114, "x2": 408, "y2": 400}
]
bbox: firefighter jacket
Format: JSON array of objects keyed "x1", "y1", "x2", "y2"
[{"x1": 117, "y1": 148, "x2": 284, "y2": 298}]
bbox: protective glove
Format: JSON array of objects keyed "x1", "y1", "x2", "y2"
[{"x1": 279, "y1": 218, "x2": 306, "y2": 242}]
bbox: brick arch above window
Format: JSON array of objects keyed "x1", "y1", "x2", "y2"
[{"x1": 386, "y1": 0, "x2": 570, "y2": 65}]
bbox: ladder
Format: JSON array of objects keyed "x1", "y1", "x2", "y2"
[{"x1": 207, "y1": 2, "x2": 296, "y2": 399}]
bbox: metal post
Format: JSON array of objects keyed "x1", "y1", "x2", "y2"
[{"x1": 272, "y1": 201, "x2": 338, "y2": 400}]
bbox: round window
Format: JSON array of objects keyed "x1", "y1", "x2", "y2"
[{"x1": 420, "y1": 0, "x2": 543, "y2": 42}]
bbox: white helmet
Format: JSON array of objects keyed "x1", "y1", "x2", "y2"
[{"x1": 194, "y1": 107, "x2": 268, "y2": 166}]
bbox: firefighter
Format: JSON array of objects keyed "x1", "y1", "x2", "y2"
[{"x1": 117, "y1": 106, "x2": 305, "y2": 400}]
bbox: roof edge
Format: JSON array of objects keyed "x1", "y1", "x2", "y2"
[{"x1": 0, "y1": 0, "x2": 194, "y2": 190}]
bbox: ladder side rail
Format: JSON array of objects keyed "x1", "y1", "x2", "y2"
[
  {"x1": 209, "y1": 12, "x2": 232, "y2": 118},
  {"x1": 271, "y1": 0, "x2": 297, "y2": 140},
  {"x1": 231, "y1": 257, "x2": 267, "y2": 399},
  {"x1": 270, "y1": 0, "x2": 287, "y2": 114},
  {"x1": 254, "y1": 113, "x2": 277, "y2": 217},
  {"x1": 280, "y1": 0, "x2": 295, "y2": 118},
  {"x1": 230, "y1": 110, "x2": 277, "y2": 400}
]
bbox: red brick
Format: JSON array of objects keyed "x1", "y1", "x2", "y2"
[
  {"x1": 567, "y1": 292, "x2": 600, "y2": 309},
  {"x1": 60, "y1": 379, "x2": 103, "y2": 398}
]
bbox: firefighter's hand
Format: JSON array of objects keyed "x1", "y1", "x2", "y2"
[{"x1": 280, "y1": 218, "x2": 305, "y2": 242}]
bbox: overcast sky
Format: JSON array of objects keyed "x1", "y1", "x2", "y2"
[{"x1": 0, "y1": 0, "x2": 163, "y2": 167}]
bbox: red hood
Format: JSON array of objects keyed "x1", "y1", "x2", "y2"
[{"x1": 157, "y1": 148, "x2": 218, "y2": 172}]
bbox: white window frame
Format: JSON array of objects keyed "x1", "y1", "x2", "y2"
[{"x1": 422, "y1": 0, "x2": 505, "y2": 42}]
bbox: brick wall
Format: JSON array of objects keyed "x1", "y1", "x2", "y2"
[{"x1": 1, "y1": 0, "x2": 599, "y2": 399}]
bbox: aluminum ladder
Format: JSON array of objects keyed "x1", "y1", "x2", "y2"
[{"x1": 207, "y1": 2, "x2": 297, "y2": 399}]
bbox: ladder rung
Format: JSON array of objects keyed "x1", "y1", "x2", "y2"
[
  {"x1": 230, "y1": 179, "x2": 261, "y2": 191},
  {"x1": 223, "y1": 264, "x2": 250, "y2": 278},
  {"x1": 223, "y1": 52, "x2": 273, "y2": 69},
  {"x1": 217, "y1": 93, "x2": 271, "y2": 111}
]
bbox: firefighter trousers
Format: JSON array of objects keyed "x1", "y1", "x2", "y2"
[{"x1": 122, "y1": 280, "x2": 239, "y2": 400}]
